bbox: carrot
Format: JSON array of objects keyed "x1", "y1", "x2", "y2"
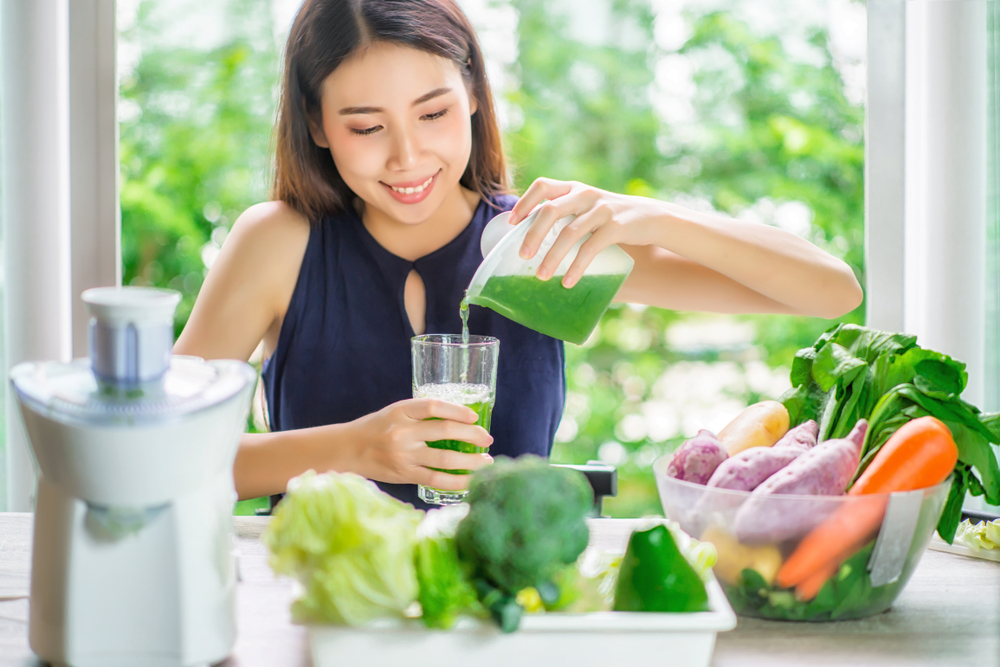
[
  {"x1": 794, "y1": 559, "x2": 840, "y2": 601},
  {"x1": 775, "y1": 494, "x2": 887, "y2": 591},
  {"x1": 849, "y1": 416, "x2": 958, "y2": 495},
  {"x1": 776, "y1": 416, "x2": 958, "y2": 598}
]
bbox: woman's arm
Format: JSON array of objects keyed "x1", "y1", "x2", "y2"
[
  {"x1": 507, "y1": 179, "x2": 863, "y2": 319},
  {"x1": 235, "y1": 400, "x2": 493, "y2": 500},
  {"x1": 173, "y1": 201, "x2": 308, "y2": 362},
  {"x1": 174, "y1": 202, "x2": 492, "y2": 500}
]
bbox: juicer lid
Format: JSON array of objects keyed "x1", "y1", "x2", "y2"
[{"x1": 10, "y1": 356, "x2": 256, "y2": 427}]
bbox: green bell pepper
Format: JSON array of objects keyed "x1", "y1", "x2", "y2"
[{"x1": 613, "y1": 524, "x2": 710, "y2": 613}]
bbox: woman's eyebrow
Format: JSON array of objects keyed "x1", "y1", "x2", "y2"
[{"x1": 338, "y1": 87, "x2": 453, "y2": 115}]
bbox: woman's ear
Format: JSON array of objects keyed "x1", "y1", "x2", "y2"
[{"x1": 305, "y1": 101, "x2": 330, "y2": 148}]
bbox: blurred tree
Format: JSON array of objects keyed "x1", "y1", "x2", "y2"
[{"x1": 119, "y1": 0, "x2": 278, "y2": 337}]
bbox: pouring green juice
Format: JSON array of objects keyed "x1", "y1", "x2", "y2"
[
  {"x1": 464, "y1": 208, "x2": 634, "y2": 345},
  {"x1": 464, "y1": 273, "x2": 628, "y2": 345}
]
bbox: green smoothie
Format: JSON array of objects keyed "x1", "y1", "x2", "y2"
[
  {"x1": 414, "y1": 382, "x2": 493, "y2": 475},
  {"x1": 467, "y1": 273, "x2": 627, "y2": 345}
]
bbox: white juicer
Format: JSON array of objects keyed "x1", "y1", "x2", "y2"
[{"x1": 10, "y1": 287, "x2": 257, "y2": 667}]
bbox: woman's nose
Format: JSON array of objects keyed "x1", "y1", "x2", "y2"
[{"x1": 388, "y1": 126, "x2": 419, "y2": 170}]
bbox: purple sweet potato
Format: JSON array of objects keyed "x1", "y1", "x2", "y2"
[
  {"x1": 665, "y1": 429, "x2": 729, "y2": 485},
  {"x1": 733, "y1": 420, "x2": 867, "y2": 544},
  {"x1": 774, "y1": 420, "x2": 819, "y2": 451},
  {"x1": 705, "y1": 421, "x2": 818, "y2": 491}
]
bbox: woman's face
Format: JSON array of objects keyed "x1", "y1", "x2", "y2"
[{"x1": 311, "y1": 43, "x2": 478, "y2": 225}]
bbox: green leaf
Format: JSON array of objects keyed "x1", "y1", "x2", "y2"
[
  {"x1": 790, "y1": 347, "x2": 818, "y2": 387},
  {"x1": 781, "y1": 385, "x2": 809, "y2": 426},
  {"x1": 940, "y1": 420, "x2": 1000, "y2": 505},
  {"x1": 913, "y1": 359, "x2": 965, "y2": 399},
  {"x1": 739, "y1": 567, "x2": 768, "y2": 592},
  {"x1": 937, "y1": 469, "x2": 970, "y2": 544},
  {"x1": 829, "y1": 371, "x2": 868, "y2": 440},
  {"x1": 895, "y1": 386, "x2": 994, "y2": 441},
  {"x1": 978, "y1": 412, "x2": 1000, "y2": 441},
  {"x1": 811, "y1": 342, "x2": 868, "y2": 393},
  {"x1": 415, "y1": 536, "x2": 481, "y2": 629},
  {"x1": 841, "y1": 327, "x2": 916, "y2": 363}
]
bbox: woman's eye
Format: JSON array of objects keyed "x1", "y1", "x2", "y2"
[
  {"x1": 422, "y1": 108, "x2": 449, "y2": 121},
  {"x1": 350, "y1": 125, "x2": 382, "y2": 136}
]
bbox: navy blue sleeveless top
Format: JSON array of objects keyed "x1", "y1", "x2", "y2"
[{"x1": 262, "y1": 195, "x2": 565, "y2": 509}]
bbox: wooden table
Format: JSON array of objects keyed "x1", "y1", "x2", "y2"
[{"x1": 1, "y1": 513, "x2": 998, "y2": 667}]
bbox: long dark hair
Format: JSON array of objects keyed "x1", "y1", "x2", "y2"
[{"x1": 272, "y1": 0, "x2": 509, "y2": 221}]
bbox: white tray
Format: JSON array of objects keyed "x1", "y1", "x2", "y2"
[
  {"x1": 308, "y1": 577, "x2": 737, "y2": 667},
  {"x1": 928, "y1": 534, "x2": 1000, "y2": 562}
]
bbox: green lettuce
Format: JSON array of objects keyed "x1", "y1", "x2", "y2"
[
  {"x1": 263, "y1": 470, "x2": 423, "y2": 626},
  {"x1": 954, "y1": 518, "x2": 1000, "y2": 552}
]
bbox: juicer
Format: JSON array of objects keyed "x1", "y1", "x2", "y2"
[{"x1": 10, "y1": 287, "x2": 257, "y2": 667}]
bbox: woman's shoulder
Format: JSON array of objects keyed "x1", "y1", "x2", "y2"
[
  {"x1": 231, "y1": 200, "x2": 311, "y2": 246},
  {"x1": 219, "y1": 201, "x2": 314, "y2": 296}
]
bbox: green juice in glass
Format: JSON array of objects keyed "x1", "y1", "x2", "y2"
[
  {"x1": 466, "y1": 273, "x2": 627, "y2": 345},
  {"x1": 414, "y1": 382, "x2": 493, "y2": 474}
]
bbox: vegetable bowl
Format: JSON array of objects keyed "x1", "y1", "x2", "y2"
[{"x1": 653, "y1": 458, "x2": 951, "y2": 622}]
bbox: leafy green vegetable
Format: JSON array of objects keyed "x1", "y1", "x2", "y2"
[
  {"x1": 414, "y1": 536, "x2": 481, "y2": 629},
  {"x1": 780, "y1": 324, "x2": 1000, "y2": 543},
  {"x1": 263, "y1": 471, "x2": 423, "y2": 626},
  {"x1": 954, "y1": 518, "x2": 1000, "y2": 552},
  {"x1": 726, "y1": 541, "x2": 901, "y2": 621},
  {"x1": 455, "y1": 455, "x2": 593, "y2": 631}
]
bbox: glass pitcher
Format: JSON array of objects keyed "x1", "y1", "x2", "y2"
[{"x1": 466, "y1": 208, "x2": 634, "y2": 345}]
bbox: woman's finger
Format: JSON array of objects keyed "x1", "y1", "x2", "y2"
[
  {"x1": 535, "y1": 205, "x2": 607, "y2": 281},
  {"x1": 561, "y1": 217, "x2": 622, "y2": 288},
  {"x1": 404, "y1": 398, "x2": 478, "y2": 423},
  {"x1": 509, "y1": 177, "x2": 572, "y2": 225},
  {"x1": 412, "y1": 467, "x2": 475, "y2": 492},
  {"x1": 421, "y1": 447, "x2": 493, "y2": 473},
  {"x1": 415, "y1": 420, "x2": 494, "y2": 448},
  {"x1": 518, "y1": 196, "x2": 588, "y2": 261}
]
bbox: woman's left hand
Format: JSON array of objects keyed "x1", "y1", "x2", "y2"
[{"x1": 508, "y1": 178, "x2": 661, "y2": 288}]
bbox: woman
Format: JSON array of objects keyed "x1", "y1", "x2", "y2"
[{"x1": 173, "y1": 0, "x2": 863, "y2": 509}]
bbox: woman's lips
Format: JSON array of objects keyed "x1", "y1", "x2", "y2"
[{"x1": 382, "y1": 171, "x2": 439, "y2": 205}]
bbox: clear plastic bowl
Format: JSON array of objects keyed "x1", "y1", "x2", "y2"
[{"x1": 652, "y1": 455, "x2": 951, "y2": 621}]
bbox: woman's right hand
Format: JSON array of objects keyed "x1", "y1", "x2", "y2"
[{"x1": 350, "y1": 398, "x2": 494, "y2": 490}]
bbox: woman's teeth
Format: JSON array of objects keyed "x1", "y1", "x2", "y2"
[{"x1": 390, "y1": 175, "x2": 434, "y2": 194}]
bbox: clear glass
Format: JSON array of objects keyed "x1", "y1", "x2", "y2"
[
  {"x1": 411, "y1": 334, "x2": 499, "y2": 505},
  {"x1": 654, "y1": 455, "x2": 951, "y2": 621}
]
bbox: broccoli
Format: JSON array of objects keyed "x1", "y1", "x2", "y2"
[{"x1": 455, "y1": 455, "x2": 594, "y2": 631}]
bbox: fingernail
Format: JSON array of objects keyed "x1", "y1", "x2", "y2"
[
  {"x1": 563, "y1": 276, "x2": 576, "y2": 288},
  {"x1": 537, "y1": 268, "x2": 549, "y2": 280},
  {"x1": 519, "y1": 246, "x2": 530, "y2": 259}
]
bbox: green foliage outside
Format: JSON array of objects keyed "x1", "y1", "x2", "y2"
[{"x1": 120, "y1": 0, "x2": 864, "y2": 517}]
